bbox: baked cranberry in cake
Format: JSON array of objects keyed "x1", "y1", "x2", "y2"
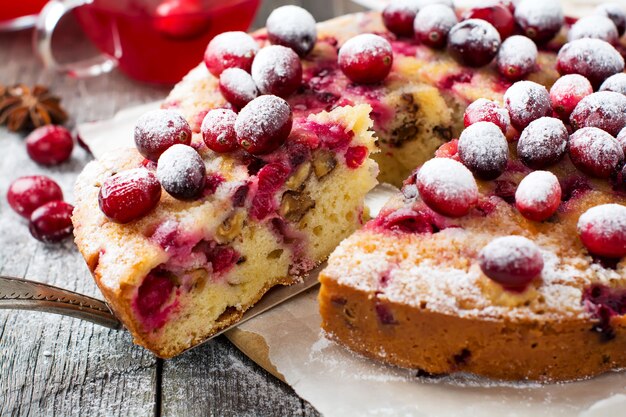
[
  {"x1": 517, "y1": 117, "x2": 568, "y2": 169},
  {"x1": 458, "y1": 121, "x2": 508, "y2": 179},
  {"x1": 504, "y1": 81, "x2": 552, "y2": 130},
  {"x1": 578, "y1": 204, "x2": 626, "y2": 258},
  {"x1": 7, "y1": 175, "x2": 63, "y2": 219},
  {"x1": 496, "y1": 35, "x2": 537, "y2": 81},
  {"x1": 568, "y1": 127, "x2": 624, "y2": 178},
  {"x1": 266, "y1": 5, "x2": 317, "y2": 57},
  {"x1": 134, "y1": 109, "x2": 192, "y2": 161},
  {"x1": 25, "y1": 125, "x2": 74, "y2": 166},
  {"x1": 203, "y1": 31, "x2": 259, "y2": 77},
  {"x1": 570, "y1": 91, "x2": 626, "y2": 137},
  {"x1": 594, "y1": 3, "x2": 626, "y2": 36},
  {"x1": 218, "y1": 68, "x2": 258, "y2": 109},
  {"x1": 413, "y1": 4, "x2": 457, "y2": 49},
  {"x1": 463, "y1": 98, "x2": 510, "y2": 134},
  {"x1": 29, "y1": 200, "x2": 74, "y2": 243},
  {"x1": 515, "y1": 171, "x2": 561, "y2": 222},
  {"x1": 99, "y1": 168, "x2": 161, "y2": 223},
  {"x1": 201, "y1": 109, "x2": 238, "y2": 153},
  {"x1": 600, "y1": 73, "x2": 626, "y2": 96},
  {"x1": 235, "y1": 95, "x2": 292, "y2": 155},
  {"x1": 568, "y1": 15, "x2": 619, "y2": 44},
  {"x1": 156, "y1": 144, "x2": 206, "y2": 200},
  {"x1": 447, "y1": 19, "x2": 501, "y2": 68},
  {"x1": 556, "y1": 38, "x2": 624, "y2": 88},
  {"x1": 382, "y1": 0, "x2": 421, "y2": 37},
  {"x1": 464, "y1": 3, "x2": 515, "y2": 39},
  {"x1": 549, "y1": 74, "x2": 593, "y2": 121},
  {"x1": 251, "y1": 45, "x2": 302, "y2": 98},
  {"x1": 514, "y1": 0, "x2": 564, "y2": 45},
  {"x1": 338, "y1": 34, "x2": 393, "y2": 84}
]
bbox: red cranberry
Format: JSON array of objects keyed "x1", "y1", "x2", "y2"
[
  {"x1": 203, "y1": 31, "x2": 259, "y2": 77},
  {"x1": 570, "y1": 91, "x2": 626, "y2": 137},
  {"x1": 25, "y1": 125, "x2": 73, "y2": 166},
  {"x1": 514, "y1": 0, "x2": 564, "y2": 45},
  {"x1": 7, "y1": 175, "x2": 63, "y2": 219},
  {"x1": 496, "y1": 35, "x2": 537, "y2": 81},
  {"x1": 447, "y1": 19, "x2": 501, "y2": 68},
  {"x1": 345, "y1": 145, "x2": 368, "y2": 168},
  {"x1": 266, "y1": 5, "x2": 317, "y2": 57},
  {"x1": 458, "y1": 121, "x2": 508, "y2": 180},
  {"x1": 154, "y1": 0, "x2": 210, "y2": 40},
  {"x1": 434, "y1": 139, "x2": 459, "y2": 160},
  {"x1": 219, "y1": 68, "x2": 258, "y2": 109},
  {"x1": 205, "y1": 244, "x2": 240, "y2": 274},
  {"x1": 134, "y1": 109, "x2": 192, "y2": 162},
  {"x1": 479, "y1": 236, "x2": 544, "y2": 291},
  {"x1": 157, "y1": 144, "x2": 206, "y2": 200},
  {"x1": 201, "y1": 109, "x2": 238, "y2": 153},
  {"x1": 382, "y1": 0, "x2": 421, "y2": 37},
  {"x1": 29, "y1": 201, "x2": 74, "y2": 243},
  {"x1": 517, "y1": 117, "x2": 568, "y2": 169},
  {"x1": 250, "y1": 162, "x2": 291, "y2": 220},
  {"x1": 549, "y1": 74, "x2": 593, "y2": 121},
  {"x1": 578, "y1": 204, "x2": 626, "y2": 258},
  {"x1": 463, "y1": 98, "x2": 510, "y2": 134},
  {"x1": 338, "y1": 34, "x2": 393, "y2": 84},
  {"x1": 416, "y1": 157, "x2": 479, "y2": 217},
  {"x1": 568, "y1": 15, "x2": 619, "y2": 44},
  {"x1": 464, "y1": 3, "x2": 515, "y2": 39},
  {"x1": 413, "y1": 4, "x2": 458, "y2": 49},
  {"x1": 235, "y1": 95, "x2": 293, "y2": 155},
  {"x1": 99, "y1": 168, "x2": 161, "y2": 223},
  {"x1": 556, "y1": 38, "x2": 624, "y2": 88},
  {"x1": 515, "y1": 171, "x2": 561, "y2": 222},
  {"x1": 594, "y1": 3, "x2": 626, "y2": 36},
  {"x1": 599, "y1": 73, "x2": 626, "y2": 96},
  {"x1": 617, "y1": 127, "x2": 626, "y2": 155},
  {"x1": 251, "y1": 45, "x2": 302, "y2": 98},
  {"x1": 569, "y1": 127, "x2": 624, "y2": 178},
  {"x1": 136, "y1": 270, "x2": 174, "y2": 320},
  {"x1": 504, "y1": 80, "x2": 552, "y2": 130}
]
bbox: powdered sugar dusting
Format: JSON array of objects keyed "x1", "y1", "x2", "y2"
[
  {"x1": 156, "y1": 144, "x2": 206, "y2": 195},
  {"x1": 557, "y1": 38, "x2": 624, "y2": 85},
  {"x1": 458, "y1": 121, "x2": 508, "y2": 173},
  {"x1": 219, "y1": 68, "x2": 258, "y2": 103},
  {"x1": 479, "y1": 235, "x2": 543, "y2": 276},
  {"x1": 618, "y1": 127, "x2": 626, "y2": 153},
  {"x1": 571, "y1": 91, "x2": 626, "y2": 136},
  {"x1": 206, "y1": 31, "x2": 259, "y2": 60},
  {"x1": 570, "y1": 127, "x2": 624, "y2": 172},
  {"x1": 600, "y1": 73, "x2": 626, "y2": 96},
  {"x1": 417, "y1": 157, "x2": 478, "y2": 201},
  {"x1": 234, "y1": 95, "x2": 291, "y2": 142},
  {"x1": 514, "y1": 0, "x2": 564, "y2": 30},
  {"x1": 504, "y1": 80, "x2": 551, "y2": 127},
  {"x1": 413, "y1": 3, "x2": 457, "y2": 32},
  {"x1": 251, "y1": 45, "x2": 301, "y2": 95},
  {"x1": 568, "y1": 15, "x2": 619, "y2": 44},
  {"x1": 578, "y1": 204, "x2": 626, "y2": 239},
  {"x1": 451, "y1": 18, "x2": 501, "y2": 50},
  {"x1": 517, "y1": 117, "x2": 567, "y2": 166},
  {"x1": 497, "y1": 35, "x2": 537, "y2": 71},
  {"x1": 134, "y1": 109, "x2": 188, "y2": 151},
  {"x1": 339, "y1": 34, "x2": 393, "y2": 63},
  {"x1": 515, "y1": 171, "x2": 559, "y2": 205},
  {"x1": 266, "y1": 5, "x2": 317, "y2": 54}
]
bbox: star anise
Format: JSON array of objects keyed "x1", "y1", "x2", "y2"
[{"x1": 0, "y1": 84, "x2": 68, "y2": 132}]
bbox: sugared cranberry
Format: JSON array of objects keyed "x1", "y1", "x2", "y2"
[
  {"x1": 569, "y1": 127, "x2": 624, "y2": 178},
  {"x1": 568, "y1": 15, "x2": 619, "y2": 44},
  {"x1": 416, "y1": 157, "x2": 479, "y2": 217},
  {"x1": 99, "y1": 168, "x2": 161, "y2": 223},
  {"x1": 201, "y1": 109, "x2": 238, "y2": 153},
  {"x1": 458, "y1": 121, "x2": 508, "y2": 180},
  {"x1": 266, "y1": 5, "x2": 317, "y2": 57},
  {"x1": 447, "y1": 19, "x2": 501, "y2": 67},
  {"x1": 549, "y1": 74, "x2": 593, "y2": 121},
  {"x1": 29, "y1": 201, "x2": 73, "y2": 243},
  {"x1": 464, "y1": 3, "x2": 515, "y2": 39},
  {"x1": 556, "y1": 38, "x2": 624, "y2": 88},
  {"x1": 496, "y1": 35, "x2": 537, "y2": 81},
  {"x1": 235, "y1": 95, "x2": 293, "y2": 155},
  {"x1": 594, "y1": 3, "x2": 626, "y2": 36},
  {"x1": 413, "y1": 4, "x2": 458, "y2": 49},
  {"x1": 382, "y1": 0, "x2": 421, "y2": 37},
  {"x1": 25, "y1": 125, "x2": 73, "y2": 166},
  {"x1": 250, "y1": 162, "x2": 291, "y2": 220},
  {"x1": 157, "y1": 144, "x2": 206, "y2": 200},
  {"x1": 517, "y1": 117, "x2": 568, "y2": 169},
  {"x1": 136, "y1": 270, "x2": 174, "y2": 321},
  {"x1": 7, "y1": 175, "x2": 63, "y2": 219},
  {"x1": 514, "y1": 0, "x2": 564, "y2": 45},
  {"x1": 463, "y1": 98, "x2": 510, "y2": 134},
  {"x1": 203, "y1": 31, "x2": 259, "y2": 77},
  {"x1": 617, "y1": 127, "x2": 626, "y2": 155},
  {"x1": 338, "y1": 34, "x2": 393, "y2": 84},
  {"x1": 578, "y1": 204, "x2": 626, "y2": 258},
  {"x1": 134, "y1": 109, "x2": 192, "y2": 162},
  {"x1": 219, "y1": 68, "x2": 258, "y2": 109},
  {"x1": 479, "y1": 235, "x2": 544, "y2": 291},
  {"x1": 154, "y1": 0, "x2": 210, "y2": 40},
  {"x1": 570, "y1": 91, "x2": 626, "y2": 137},
  {"x1": 599, "y1": 73, "x2": 626, "y2": 96},
  {"x1": 251, "y1": 45, "x2": 302, "y2": 98},
  {"x1": 504, "y1": 80, "x2": 552, "y2": 130},
  {"x1": 515, "y1": 171, "x2": 561, "y2": 222}
]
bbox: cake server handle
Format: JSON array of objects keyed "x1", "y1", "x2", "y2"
[{"x1": 0, "y1": 275, "x2": 122, "y2": 330}]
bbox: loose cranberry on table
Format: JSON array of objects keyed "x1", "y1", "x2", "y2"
[
  {"x1": 338, "y1": 34, "x2": 393, "y2": 84},
  {"x1": 413, "y1": 4, "x2": 457, "y2": 49},
  {"x1": 266, "y1": 5, "x2": 317, "y2": 57},
  {"x1": 219, "y1": 68, "x2": 258, "y2": 109},
  {"x1": 201, "y1": 109, "x2": 238, "y2": 153},
  {"x1": 29, "y1": 201, "x2": 74, "y2": 243},
  {"x1": 515, "y1": 171, "x2": 562, "y2": 222},
  {"x1": 251, "y1": 45, "x2": 302, "y2": 98},
  {"x1": 203, "y1": 31, "x2": 259, "y2": 77},
  {"x1": 458, "y1": 121, "x2": 508, "y2": 180},
  {"x1": 464, "y1": 2, "x2": 515, "y2": 39},
  {"x1": 570, "y1": 91, "x2": 626, "y2": 137},
  {"x1": 568, "y1": 15, "x2": 619, "y2": 45},
  {"x1": 599, "y1": 73, "x2": 626, "y2": 96},
  {"x1": 594, "y1": 3, "x2": 626, "y2": 36},
  {"x1": 415, "y1": 157, "x2": 479, "y2": 218},
  {"x1": 496, "y1": 35, "x2": 537, "y2": 81},
  {"x1": 503, "y1": 80, "x2": 552, "y2": 131},
  {"x1": 514, "y1": 0, "x2": 564, "y2": 45},
  {"x1": 569, "y1": 127, "x2": 624, "y2": 178},
  {"x1": 134, "y1": 109, "x2": 192, "y2": 162},
  {"x1": 234, "y1": 95, "x2": 292, "y2": 155},
  {"x1": 479, "y1": 235, "x2": 544, "y2": 292},
  {"x1": 517, "y1": 117, "x2": 568, "y2": 169},
  {"x1": 549, "y1": 74, "x2": 593, "y2": 121},
  {"x1": 98, "y1": 168, "x2": 162, "y2": 223},
  {"x1": 382, "y1": 0, "x2": 422, "y2": 37},
  {"x1": 25, "y1": 125, "x2": 74, "y2": 166},
  {"x1": 157, "y1": 144, "x2": 207, "y2": 201},
  {"x1": 7, "y1": 175, "x2": 63, "y2": 219},
  {"x1": 447, "y1": 19, "x2": 501, "y2": 68},
  {"x1": 556, "y1": 38, "x2": 624, "y2": 88},
  {"x1": 578, "y1": 204, "x2": 626, "y2": 258},
  {"x1": 463, "y1": 98, "x2": 510, "y2": 134}
]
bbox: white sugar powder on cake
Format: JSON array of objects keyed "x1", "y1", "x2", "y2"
[{"x1": 417, "y1": 157, "x2": 478, "y2": 200}]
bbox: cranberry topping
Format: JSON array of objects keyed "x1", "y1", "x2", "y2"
[
  {"x1": 600, "y1": 73, "x2": 626, "y2": 96},
  {"x1": 413, "y1": 4, "x2": 458, "y2": 49},
  {"x1": 458, "y1": 121, "x2": 508, "y2": 180},
  {"x1": 570, "y1": 91, "x2": 626, "y2": 137},
  {"x1": 617, "y1": 127, "x2": 626, "y2": 155},
  {"x1": 7, "y1": 175, "x2": 63, "y2": 218},
  {"x1": 25, "y1": 125, "x2": 74, "y2": 166},
  {"x1": 504, "y1": 80, "x2": 552, "y2": 130},
  {"x1": 250, "y1": 162, "x2": 291, "y2": 220},
  {"x1": 496, "y1": 35, "x2": 537, "y2": 81},
  {"x1": 494, "y1": 180, "x2": 517, "y2": 204},
  {"x1": 29, "y1": 200, "x2": 74, "y2": 243},
  {"x1": 251, "y1": 45, "x2": 302, "y2": 98},
  {"x1": 447, "y1": 19, "x2": 501, "y2": 68},
  {"x1": 201, "y1": 109, "x2": 238, "y2": 153},
  {"x1": 344, "y1": 145, "x2": 368, "y2": 168},
  {"x1": 266, "y1": 5, "x2": 317, "y2": 57},
  {"x1": 235, "y1": 95, "x2": 293, "y2": 155},
  {"x1": 578, "y1": 204, "x2": 626, "y2": 258},
  {"x1": 99, "y1": 168, "x2": 161, "y2": 223},
  {"x1": 568, "y1": 15, "x2": 619, "y2": 45},
  {"x1": 416, "y1": 157, "x2": 479, "y2": 217},
  {"x1": 560, "y1": 176, "x2": 591, "y2": 202},
  {"x1": 203, "y1": 31, "x2": 259, "y2": 77},
  {"x1": 338, "y1": 34, "x2": 393, "y2": 84},
  {"x1": 219, "y1": 68, "x2": 258, "y2": 109},
  {"x1": 515, "y1": 171, "x2": 561, "y2": 222},
  {"x1": 583, "y1": 284, "x2": 626, "y2": 341},
  {"x1": 594, "y1": 3, "x2": 626, "y2": 36},
  {"x1": 305, "y1": 121, "x2": 353, "y2": 149},
  {"x1": 157, "y1": 144, "x2": 206, "y2": 200},
  {"x1": 517, "y1": 117, "x2": 568, "y2": 169},
  {"x1": 569, "y1": 127, "x2": 624, "y2": 179},
  {"x1": 434, "y1": 139, "x2": 459, "y2": 160},
  {"x1": 479, "y1": 235, "x2": 544, "y2": 292},
  {"x1": 464, "y1": 3, "x2": 515, "y2": 39},
  {"x1": 514, "y1": 0, "x2": 564, "y2": 45},
  {"x1": 549, "y1": 74, "x2": 593, "y2": 121},
  {"x1": 134, "y1": 109, "x2": 192, "y2": 162},
  {"x1": 382, "y1": 0, "x2": 421, "y2": 37},
  {"x1": 556, "y1": 38, "x2": 624, "y2": 88},
  {"x1": 463, "y1": 98, "x2": 510, "y2": 134},
  {"x1": 135, "y1": 270, "x2": 175, "y2": 325},
  {"x1": 373, "y1": 205, "x2": 445, "y2": 234}
]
